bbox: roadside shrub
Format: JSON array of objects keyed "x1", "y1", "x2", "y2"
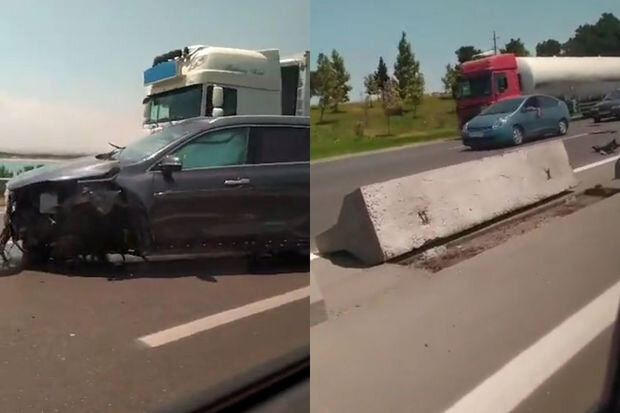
[{"x1": 354, "y1": 121, "x2": 365, "y2": 139}]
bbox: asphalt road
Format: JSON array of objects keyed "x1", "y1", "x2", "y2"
[
  {"x1": 0, "y1": 248, "x2": 309, "y2": 412},
  {"x1": 311, "y1": 169, "x2": 620, "y2": 413},
  {"x1": 311, "y1": 118, "x2": 620, "y2": 239}
]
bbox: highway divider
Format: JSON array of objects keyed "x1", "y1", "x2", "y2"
[{"x1": 315, "y1": 140, "x2": 578, "y2": 265}]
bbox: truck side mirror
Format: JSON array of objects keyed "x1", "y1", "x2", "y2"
[
  {"x1": 212, "y1": 86, "x2": 224, "y2": 108},
  {"x1": 212, "y1": 108, "x2": 224, "y2": 118}
]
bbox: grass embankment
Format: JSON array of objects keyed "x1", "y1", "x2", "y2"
[{"x1": 311, "y1": 95, "x2": 460, "y2": 160}]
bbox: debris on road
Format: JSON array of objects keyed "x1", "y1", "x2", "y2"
[
  {"x1": 402, "y1": 187, "x2": 619, "y2": 272},
  {"x1": 592, "y1": 138, "x2": 619, "y2": 155}
]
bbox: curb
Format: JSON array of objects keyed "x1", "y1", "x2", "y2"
[{"x1": 311, "y1": 136, "x2": 459, "y2": 165}]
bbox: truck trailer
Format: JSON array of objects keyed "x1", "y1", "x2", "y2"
[{"x1": 456, "y1": 53, "x2": 620, "y2": 127}]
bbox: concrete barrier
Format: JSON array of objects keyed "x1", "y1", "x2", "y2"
[{"x1": 316, "y1": 141, "x2": 578, "y2": 265}]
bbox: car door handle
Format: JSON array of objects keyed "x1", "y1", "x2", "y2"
[{"x1": 224, "y1": 178, "x2": 250, "y2": 186}]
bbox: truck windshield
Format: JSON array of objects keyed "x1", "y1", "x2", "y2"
[
  {"x1": 143, "y1": 85, "x2": 202, "y2": 124},
  {"x1": 458, "y1": 74, "x2": 492, "y2": 98},
  {"x1": 481, "y1": 97, "x2": 525, "y2": 115}
]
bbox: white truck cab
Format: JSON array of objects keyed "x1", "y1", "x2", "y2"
[{"x1": 142, "y1": 46, "x2": 309, "y2": 132}]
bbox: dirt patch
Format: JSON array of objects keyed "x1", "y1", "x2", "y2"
[{"x1": 401, "y1": 187, "x2": 619, "y2": 273}]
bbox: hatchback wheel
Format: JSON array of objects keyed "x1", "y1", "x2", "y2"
[
  {"x1": 512, "y1": 126, "x2": 523, "y2": 145},
  {"x1": 558, "y1": 119, "x2": 568, "y2": 136}
]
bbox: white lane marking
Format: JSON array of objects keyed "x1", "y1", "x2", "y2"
[
  {"x1": 562, "y1": 132, "x2": 588, "y2": 141},
  {"x1": 138, "y1": 286, "x2": 310, "y2": 348},
  {"x1": 444, "y1": 279, "x2": 620, "y2": 413},
  {"x1": 573, "y1": 155, "x2": 620, "y2": 173}
]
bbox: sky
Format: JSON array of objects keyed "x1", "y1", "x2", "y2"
[
  {"x1": 311, "y1": 0, "x2": 620, "y2": 101},
  {"x1": 0, "y1": 0, "x2": 308, "y2": 155}
]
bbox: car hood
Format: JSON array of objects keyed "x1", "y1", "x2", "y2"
[
  {"x1": 7, "y1": 156, "x2": 120, "y2": 191},
  {"x1": 467, "y1": 113, "x2": 510, "y2": 128}
]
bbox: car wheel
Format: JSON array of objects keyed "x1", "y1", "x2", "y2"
[
  {"x1": 558, "y1": 119, "x2": 568, "y2": 136},
  {"x1": 512, "y1": 126, "x2": 524, "y2": 146},
  {"x1": 594, "y1": 117, "x2": 601, "y2": 123},
  {"x1": 23, "y1": 244, "x2": 51, "y2": 266}
]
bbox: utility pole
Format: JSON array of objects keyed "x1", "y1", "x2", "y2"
[{"x1": 492, "y1": 31, "x2": 499, "y2": 54}]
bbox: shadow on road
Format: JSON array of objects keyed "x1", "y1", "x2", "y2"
[
  {"x1": 319, "y1": 251, "x2": 366, "y2": 269},
  {"x1": 0, "y1": 253, "x2": 309, "y2": 281}
]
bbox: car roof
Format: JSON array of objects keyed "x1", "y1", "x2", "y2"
[
  {"x1": 521, "y1": 94, "x2": 558, "y2": 100},
  {"x1": 179, "y1": 115, "x2": 310, "y2": 130}
]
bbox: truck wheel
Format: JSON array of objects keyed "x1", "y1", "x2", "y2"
[
  {"x1": 512, "y1": 126, "x2": 524, "y2": 146},
  {"x1": 558, "y1": 119, "x2": 568, "y2": 136}
]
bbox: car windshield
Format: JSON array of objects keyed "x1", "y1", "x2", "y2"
[
  {"x1": 458, "y1": 74, "x2": 492, "y2": 98},
  {"x1": 604, "y1": 90, "x2": 620, "y2": 100},
  {"x1": 143, "y1": 85, "x2": 202, "y2": 124},
  {"x1": 117, "y1": 125, "x2": 191, "y2": 164},
  {"x1": 481, "y1": 98, "x2": 525, "y2": 115}
]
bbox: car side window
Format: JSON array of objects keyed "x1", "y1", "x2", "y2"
[
  {"x1": 524, "y1": 97, "x2": 539, "y2": 108},
  {"x1": 541, "y1": 96, "x2": 558, "y2": 108},
  {"x1": 171, "y1": 127, "x2": 249, "y2": 170},
  {"x1": 248, "y1": 126, "x2": 309, "y2": 164}
]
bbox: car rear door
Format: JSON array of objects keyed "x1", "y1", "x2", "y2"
[
  {"x1": 245, "y1": 124, "x2": 310, "y2": 252},
  {"x1": 540, "y1": 96, "x2": 562, "y2": 133},
  {"x1": 148, "y1": 126, "x2": 258, "y2": 252}
]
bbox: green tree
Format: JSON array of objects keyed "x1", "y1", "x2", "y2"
[
  {"x1": 563, "y1": 13, "x2": 620, "y2": 56},
  {"x1": 441, "y1": 64, "x2": 460, "y2": 97},
  {"x1": 330, "y1": 50, "x2": 352, "y2": 112},
  {"x1": 536, "y1": 39, "x2": 562, "y2": 56},
  {"x1": 375, "y1": 57, "x2": 389, "y2": 92},
  {"x1": 382, "y1": 79, "x2": 402, "y2": 136},
  {"x1": 393, "y1": 31, "x2": 425, "y2": 112},
  {"x1": 310, "y1": 53, "x2": 336, "y2": 123},
  {"x1": 455, "y1": 46, "x2": 482, "y2": 64},
  {"x1": 363, "y1": 73, "x2": 379, "y2": 106},
  {"x1": 501, "y1": 38, "x2": 531, "y2": 56}
]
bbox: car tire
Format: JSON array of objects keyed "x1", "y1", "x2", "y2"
[
  {"x1": 558, "y1": 119, "x2": 568, "y2": 136},
  {"x1": 511, "y1": 126, "x2": 524, "y2": 146},
  {"x1": 594, "y1": 117, "x2": 601, "y2": 123},
  {"x1": 23, "y1": 244, "x2": 51, "y2": 266}
]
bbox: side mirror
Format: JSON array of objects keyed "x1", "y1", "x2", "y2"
[
  {"x1": 212, "y1": 107, "x2": 224, "y2": 118},
  {"x1": 212, "y1": 86, "x2": 224, "y2": 108},
  {"x1": 158, "y1": 155, "x2": 182, "y2": 174}
]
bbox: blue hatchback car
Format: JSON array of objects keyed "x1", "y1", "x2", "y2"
[{"x1": 462, "y1": 95, "x2": 570, "y2": 149}]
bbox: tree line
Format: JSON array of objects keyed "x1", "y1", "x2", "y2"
[
  {"x1": 311, "y1": 31, "x2": 424, "y2": 129},
  {"x1": 442, "y1": 13, "x2": 620, "y2": 96},
  {"x1": 310, "y1": 13, "x2": 620, "y2": 125}
]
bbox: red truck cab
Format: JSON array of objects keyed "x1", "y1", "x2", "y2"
[{"x1": 456, "y1": 53, "x2": 522, "y2": 128}]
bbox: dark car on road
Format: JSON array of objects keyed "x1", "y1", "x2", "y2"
[
  {"x1": 1, "y1": 116, "x2": 309, "y2": 263},
  {"x1": 591, "y1": 89, "x2": 620, "y2": 123},
  {"x1": 461, "y1": 94, "x2": 570, "y2": 150}
]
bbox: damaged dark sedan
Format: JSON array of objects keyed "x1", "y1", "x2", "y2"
[{"x1": 0, "y1": 116, "x2": 309, "y2": 264}]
